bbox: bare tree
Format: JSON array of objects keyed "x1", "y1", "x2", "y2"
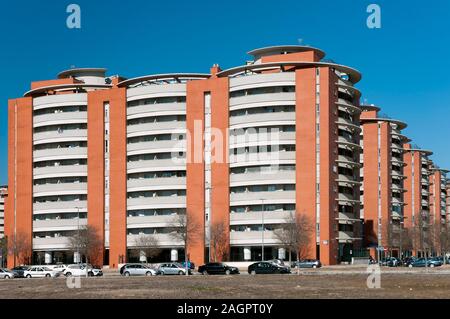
[
  {"x1": 68, "y1": 225, "x2": 102, "y2": 267},
  {"x1": 170, "y1": 212, "x2": 201, "y2": 275},
  {"x1": 273, "y1": 212, "x2": 314, "y2": 263},
  {"x1": 0, "y1": 236, "x2": 7, "y2": 268},
  {"x1": 8, "y1": 231, "x2": 32, "y2": 266},
  {"x1": 208, "y1": 221, "x2": 228, "y2": 262},
  {"x1": 133, "y1": 234, "x2": 161, "y2": 263},
  {"x1": 430, "y1": 221, "x2": 450, "y2": 261}
]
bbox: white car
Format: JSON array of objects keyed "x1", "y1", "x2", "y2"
[
  {"x1": 63, "y1": 264, "x2": 103, "y2": 277},
  {"x1": 47, "y1": 264, "x2": 68, "y2": 273},
  {"x1": 24, "y1": 266, "x2": 61, "y2": 278}
]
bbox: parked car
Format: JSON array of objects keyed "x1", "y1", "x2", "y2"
[
  {"x1": 402, "y1": 257, "x2": 417, "y2": 267},
  {"x1": 24, "y1": 266, "x2": 61, "y2": 278},
  {"x1": 11, "y1": 266, "x2": 29, "y2": 278},
  {"x1": 381, "y1": 257, "x2": 401, "y2": 267},
  {"x1": 47, "y1": 264, "x2": 68, "y2": 273},
  {"x1": 0, "y1": 268, "x2": 16, "y2": 279},
  {"x1": 120, "y1": 263, "x2": 157, "y2": 276},
  {"x1": 248, "y1": 262, "x2": 291, "y2": 275},
  {"x1": 291, "y1": 259, "x2": 322, "y2": 269},
  {"x1": 267, "y1": 259, "x2": 286, "y2": 266},
  {"x1": 63, "y1": 264, "x2": 103, "y2": 277},
  {"x1": 409, "y1": 258, "x2": 443, "y2": 268},
  {"x1": 198, "y1": 263, "x2": 240, "y2": 275},
  {"x1": 180, "y1": 261, "x2": 196, "y2": 270},
  {"x1": 158, "y1": 263, "x2": 191, "y2": 275}
]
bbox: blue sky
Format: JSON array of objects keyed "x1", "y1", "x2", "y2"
[{"x1": 0, "y1": 0, "x2": 449, "y2": 184}]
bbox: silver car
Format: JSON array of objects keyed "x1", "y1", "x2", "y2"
[
  {"x1": 0, "y1": 268, "x2": 15, "y2": 279},
  {"x1": 158, "y1": 263, "x2": 189, "y2": 275},
  {"x1": 121, "y1": 264, "x2": 157, "y2": 277}
]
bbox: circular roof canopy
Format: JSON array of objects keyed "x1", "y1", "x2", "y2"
[{"x1": 248, "y1": 45, "x2": 326, "y2": 60}]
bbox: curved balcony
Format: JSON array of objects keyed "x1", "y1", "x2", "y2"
[
  {"x1": 127, "y1": 196, "x2": 186, "y2": 209},
  {"x1": 391, "y1": 184, "x2": 405, "y2": 193},
  {"x1": 127, "y1": 177, "x2": 186, "y2": 191},
  {"x1": 127, "y1": 140, "x2": 185, "y2": 155},
  {"x1": 33, "y1": 236, "x2": 72, "y2": 250},
  {"x1": 126, "y1": 215, "x2": 179, "y2": 228},
  {"x1": 337, "y1": 193, "x2": 360, "y2": 205},
  {"x1": 337, "y1": 231, "x2": 359, "y2": 243},
  {"x1": 229, "y1": 92, "x2": 296, "y2": 108},
  {"x1": 33, "y1": 147, "x2": 87, "y2": 162},
  {"x1": 33, "y1": 93, "x2": 87, "y2": 110},
  {"x1": 391, "y1": 170, "x2": 406, "y2": 180},
  {"x1": 33, "y1": 218, "x2": 87, "y2": 232},
  {"x1": 337, "y1": 212, "x2": 360, "y2": 224},
  {"x1": 33, "y1": 183, "x2": 87, "y2": 196},
  {"x1": 336, "y1": 118, "x2": 361, "y2": 132},
  {"x1": 33, "y1": 200, "x2": 87, "y2": 213},
  {"x1": 230, "y1": 170, "x2": 295, "y2": 187},
  {"x1": 33, "y1": 129, "x2": 87, "y2": 145},
  {"x1": 127, "y1": 103, "x2": 185, "y2": 119},
  {"x1": 336, "y1": 174, "x2": 360, "y2": 186},
  {"x1": 33, "y1": 165, "x2": 87, "y2": 178},
  {"x1": 126, "y1": 83, "x2": 187, "y2": 100},
  {"x1": 229, "y1": 72, "x2": 295, "y2": 92},
  {"x1": 230, "y1": 230, "x2": 279, "y2": 246},
  {"x1": 230, "y1": 211, "x2": 292, "y2": 225},
  {"x1": 33, "y1": 112, "x2": 87, "y2": 128},
  {"x1": 127, "y1": 159, "x2": 186, "y2": 173},
  {"x1": 336, "y1": 154, "x2": 360, "y2": 166},
  {"x1": 127, "y1": 233, "x2": 183, "y2": 248},
  {"x1": 230, "y1": 190, "x2": 296, "y2": 206},
  {"x1": 229, "y1": 151, "x2": 296, "y2": 166},
  {"x1": 127, "y1": 121, "x2": 185, "y2": 136},
  {"x1": 229, "y1": 132, "x2": 295, "y2": 149},
  {"x1": 337, "y1": 137, "x2": 362, "y2": 150},
  {"x1": 229, "y1": 112, "x2": 295, "y2": 128},
  {"x1": 392, "y1": 197, "x2": 405, "y2": 206},
  {"x1": 337, "y1": 99, "x2": 361, "y2": 115}
]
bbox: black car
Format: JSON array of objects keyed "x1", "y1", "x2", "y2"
[
  {"x1": 11, "y1": 266, "x2": 29, "y2": 278},
  {"x1": 248, "y1": 262, "x2": 291, "y2": 275},
  {"x1": 198, "y1": 263, "x2": 239, "y2": 275}
]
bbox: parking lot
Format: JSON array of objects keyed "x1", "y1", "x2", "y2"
[{"x1": 2, "y1": 266, "x2": 450, "y2": 299}]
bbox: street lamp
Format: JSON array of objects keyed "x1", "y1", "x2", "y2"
[
  {"x1": 260, "y1": 199, "x2": 265, "y2": 261},
  {"x1": 399, "y1": 216, "x2": 408, "y2": 260}
]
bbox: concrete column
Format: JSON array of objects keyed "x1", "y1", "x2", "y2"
[
  {"x1": 278, "y1": 248, "x2": 286, "y2": 260},
  {"x1": 171, "y1": 249, "x2": 178, "y2": 262},
  {"x1": 244, "y1": 247, "x2": 251, "y2": 261},
  {"x1": 45, "y1": 252, "x2": 52, "y2": 264}
]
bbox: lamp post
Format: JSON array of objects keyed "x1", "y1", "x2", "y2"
[
  {"x1": 260, "y1": 199, "x2": 265, "y2": 261},
  {"x1": 399, "y1": 216, "x2": 408, "y2": 260}
]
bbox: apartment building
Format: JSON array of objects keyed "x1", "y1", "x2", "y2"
[
  {"x1": 5, "y1": 45, "x2": 364, "y2": 268},
  {"x1": 403, "y1": 144, "x2": 434, "y2": 229},
  {"x1": 428, "y1": 166, "x2": 449, "y2": 225},
  {"x1": 359, "y1": 106, "x2": 409, "y2": 255}
]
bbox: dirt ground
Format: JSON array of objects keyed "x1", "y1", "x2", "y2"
[{"x1": 1, "y1": 267, "x2": 450, "y2": 299}]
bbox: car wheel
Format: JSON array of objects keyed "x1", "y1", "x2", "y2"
[
  {"x1": 408, "y1": 264, "x2": 413, "y2": 268},
  {"x1": 65, "y1": 272, "x2": 72, "y2": 277},
  {"x1": 225, "y1": 270, "x2": 231, "y2": 275},
  {"x1": 250, "y1": 270, "x2": 256, "y2": 275},
  {"x1": 312, "y1": 265, "x2": 317, "y2": 269},
  {"x1": 145, "y1": 271, "x2": 152, "y2": 276},
  {"x1": 160, "y1": 271, "x2": 165, "y2": 276},
  {"x1": 26, "y1": 274, "x2": 31, "y2": 278},
  {"x1": 430, "y1": 264, "x2": 435, "y2": 268},
  {"x1": 88, "y1": 271, "x2": 94, "y2": 277},
  {"x1": 178, "y1": 270, "x2": 184, "y2": 275},
  {"x1": 202, "y1": 270, "x2": 208, "y2": 275},
  {"x1": 45, "y1": 274, "x2": 51, "y2": 278},
  {"x1": 124, "y1": 272, "x2": 130, "y2": 277},
  {"x1": 4, "y1": 275, "x2": 10, "y2": 279}
]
